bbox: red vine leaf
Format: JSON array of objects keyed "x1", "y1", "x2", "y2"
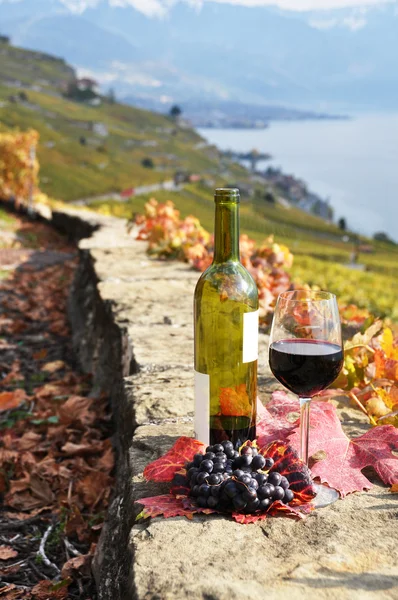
[
  {"x1": 136, "y1": 494, "x2": 216, "y2": 520},
  {"x1": 143, "y1": 437, "x2": 206, "y2": 482},
  {"x1": 260, "y1": 440, "x2": 316, "y2": 505},
  {"x1": 231, "y1": 512, "x2": 269, "y2": 524},
  {"x1": 287, "y1": 397, "x2": 398, "y2": 496},
  {"x1": 256, "y1": 391, "x2": 298, "y2": 447}
]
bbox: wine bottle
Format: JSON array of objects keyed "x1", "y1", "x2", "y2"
[{"x1": 194, "y1": 188, "x2": 259, "y2": 448}]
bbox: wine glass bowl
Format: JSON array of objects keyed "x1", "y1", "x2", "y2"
[{"x1": 269, "y1": 290, "x2": 344, "y2": 466}]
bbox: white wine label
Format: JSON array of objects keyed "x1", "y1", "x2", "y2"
[
  {"x1": 194, "y1": 370, "x2": 210, "y2": 446},
  {"x1": 243, "y1": 309, "x2": 259, "y2": 363}
]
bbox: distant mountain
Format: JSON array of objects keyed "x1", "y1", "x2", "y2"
[{"x1": 0, "y1": 0, "x2": 397, "y2": 112}]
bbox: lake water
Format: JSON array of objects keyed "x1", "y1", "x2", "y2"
[{"x1": 199, "y1": 114, "x2": 398, "y2": 242}]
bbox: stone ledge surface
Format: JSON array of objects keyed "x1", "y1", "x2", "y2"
[{"x1": 58, "y1": 207, "x2": 398, "y2": 600}]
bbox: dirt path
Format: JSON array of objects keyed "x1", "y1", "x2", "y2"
[{"x1": 0, "y1": 209, "x2": 113, "y2": 599}]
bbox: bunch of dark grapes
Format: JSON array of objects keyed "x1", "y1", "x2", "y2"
[{"x1": 185, "y1": 441, "x2": 294, "y2": 514}]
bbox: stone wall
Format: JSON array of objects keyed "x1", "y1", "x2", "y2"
[{"x1": 57, "y1": 208, "x2": 398, "y2": 600}]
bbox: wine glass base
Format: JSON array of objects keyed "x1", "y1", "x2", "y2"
[{"x1": 313, "y1": 483, "x2": 340, "y2": 508}]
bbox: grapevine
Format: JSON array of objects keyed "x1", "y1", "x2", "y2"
[
  {"x1": 0, "y1": 129, "x2": 40, "y2": 206},
  {"x1": 130, "y1": 198, "x2": 398, "y2": 427}
]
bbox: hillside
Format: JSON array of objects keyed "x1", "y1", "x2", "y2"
[{"x1": 0, "y1": 40, "x2": 249, "y2": 201}]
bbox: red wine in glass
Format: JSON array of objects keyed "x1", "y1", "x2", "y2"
[{"x1": 269, "y1": 339, "x2": 344, "y2": 398}]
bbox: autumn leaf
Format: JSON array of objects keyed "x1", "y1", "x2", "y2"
[
  {"x1": 257, "y1": 391, "x2": 298, "y2": 447},
  {"x1": 31, "y1": 580, "x2": 69, "y2": 599},
  {"x1": 61, "y1": 554, "x2": 92, "y2": 579},
  {"x1": 0, "y1": 389, "x2": 26, "y2": 411},
  {"x1": 41, "y1": 360, "x2": 66, "y2": 373},
  {"x1": 33, "y1": 348, "x2": 48, "y2": 360},
  {"x1": 287, "y1": 398, "x2": 398, "y2": 496},
  {"x1": 219, "y1": 384, "x2": 252, "y2": 417},
  {"x1": 136, "y1": 494, "x2": 207, "y2": 520},
  {"x1": 390, "y1": 484, "x2": 398, "y2": 493},
  {"x1": 143, "y1": 436, "x2": 206, "y2": 482},
  {"x1": 231, "y1": 512, "x2": 269, "y2": 524},
  {"x1": 259, "y1": 392, "x2": 398, "y2": 496},
  {"x1": 0, "y1": 546, "x2": 18, "y2": 560},
  {"x1": 380, "y1": 328, "x2": 398, "y2": 360}
]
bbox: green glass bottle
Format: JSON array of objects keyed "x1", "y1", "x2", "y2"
[{"x1": 194, "y1": 188, "x2": 259, "y2": 448}]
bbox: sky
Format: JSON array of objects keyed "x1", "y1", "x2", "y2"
[{"x1": 56, "y1": 0, "x2": 397, "y2": 16}]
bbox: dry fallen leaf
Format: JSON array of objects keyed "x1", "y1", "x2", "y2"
[
  {"x1": 31, "y1": 580, "x2": 69, "y2": 599},
  {"x1": 41, "y1": 360, "x2": 66, "y2": 373},
  {"x1": 0, "y1": 389, "x2": 26, "y2": 411},
  {"x1": 0, "y1": 546, "x2": 18, "y2": 560},
  {"x1": 390, "y1": 484, "x2": 398, "y2": 493},
  {"x1": 33, "y1": 348, "x2": 48, "y2": 360},
  {"x1": 61, "y1": 553, "x2": 92, "y2": 579}
]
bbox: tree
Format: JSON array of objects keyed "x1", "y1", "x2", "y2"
[
  {"x1": 170, "y1": 105, "x2": 182, "y2": 120},
  {"x1": 338, "y1": 217, "x2": 347, "y2": 231},
  {"x1": 107, "y1": 88, "x2": 116, "y2": 104},
  {"x1": 374, "y1": 231, "x2": 396, "y2": 245},
  {"x1": 142, "y1": 157, "x2": 154, "y2": 169}
]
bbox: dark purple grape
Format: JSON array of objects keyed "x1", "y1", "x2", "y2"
[
  {"x1": 207, "y1": 496, "x2": 219, "y2": 508},
  {"x1": 259, "y1": 498, "x2": 271, "y2": 510},
  {"x1": 204, "y1": 452, "x2": 216, "y2": 461},
  {"x1": 200, "y1": 459, "x2": 214, "y2": 473},
  {"x1": 265, "y1": 483, "x2": 275, "y2": 497},
  {"x1": 213, "y1": 464, "x2": 225, "y2": 474},
  {"x1": 233, "y1": 495, "x2": 247, "y2": 510},
  {"x1": 246, "y1": 497, "x2": 260, "y2": 512},
  {"x1": 242, "y1": 488, "x2": 257, "y2": 502},
  {"x1": 241, "y1": 446, "x2": 253, "y2": 456},
  {"x1": 196, "y1": 472, "x2": 209, "y2": 485},
  {"x1": 193, "y1": 453, "x2": 204, "y2": 467},
  {"x1": 199, "y1": 483, "x2": 211, "y2": 498},
  {"x1": 224, "y1": 481, "x2": 239, "y2": 498},
  {"x1": 186, "y1": 461, "x2": 194, "y2": 470},
  {"x1": 258, "y1": 484, "x2": 275, "y2": 500},
  {"x1": 264, "y1": 457, "x2": 274, "y2": 469},
  {"x1": 197, "y1": 496, "x2": 208, "y2": 507},
  {"x1": 268, "y1": 472, "x2": 282, "y2": 487},
  {"x1": 233, "y1": 469, "x2": 244, "y2": 479},
  {"x1": 280, "y1": 476, "x2": 290, "y2": 490},
  {"x1": 187, "y1": 467, "x2": 199, "y2": 479},
  {"x1": 222, "y1": 440, "x2": 234, "y2": 451},
  {"x1": 251, "y1": 455, "x2": 266, "y2": 471},
  {"x1": 213, "y1": 444, "x2": 224, "y2": 453},
  {"x1": 238, "y1": 474, "x2": 252, "y2": 486},
  {"x1": 191, "y1": 485, "x2": 200, "y2": 497},
  {"x1": 240, "y1": 455, "x2": 253, "y2": 468},
  {"x1": 208, "y1": 473, "x2": 222, "y2": 485},
  {"x1": 190, "y1": 473, "x2": 198, "y2": 486},
  {"x1": 211, "y1": 485, "x2": 220, "y2": 497},
  {"x1": 233, "y1": 451, "x2": 240, "y2": 459},
  {"x1": 248, "y1": 478, "x2": 259, "y2": 490},
  {"x1": 205, "y1": 446, "x2": 213, "y2": 453},
  {"x1": 255, "y1": 473, "x2": 268, "y2": 485},
  {"x1": 272, "y1": 486, "x2": 285, "y2": 501},
  {"x1": 283, "y1": 489, "x2": 294, "y2": 503},
  {"x1": 215, "y1": 451, "x2": 227, "y2": 460}
]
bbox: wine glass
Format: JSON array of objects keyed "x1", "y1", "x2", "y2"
[{"x1": 269, "y1": 290, "x2": 344, "y2": 505}]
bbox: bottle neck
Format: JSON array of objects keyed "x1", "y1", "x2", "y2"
[{"x1": 213, "y1": 201, "x2": 240, "y2": 263}]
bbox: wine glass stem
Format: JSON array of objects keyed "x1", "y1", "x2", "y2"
[{"x1": 299, "y1": 397, "x2": 311, "y2": 465}]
